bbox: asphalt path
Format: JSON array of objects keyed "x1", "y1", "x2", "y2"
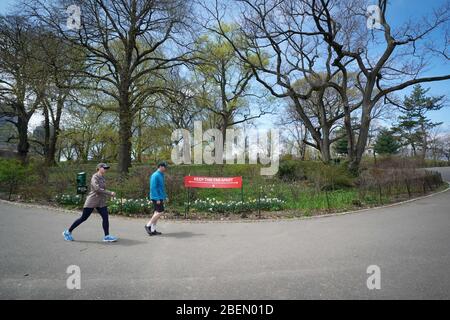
[{"x1": 0, "y1": 167, "x2": 449, "y2": 299}]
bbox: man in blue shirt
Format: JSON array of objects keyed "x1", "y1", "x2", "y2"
[{"x1": 145, "y1": 161, "x2": 168, "y2": 236}]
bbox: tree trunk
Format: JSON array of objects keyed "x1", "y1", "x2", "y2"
[
  {"x1": 117, "y1": 64, "x2": 134, "y2": 174},
  {"x1": 16, "y1": 116, "x2": 30, "y2": 163},
  {"x1": 43, "y1": 105, "x2": 51, "y2": 164},
  {"x1": 46, "y1": 98, "x2": 64, "y2": 166},
  {"x1": 299, "y1": 128, "x2": 307, "y2": 161},
  {"x1": 220, "y1": 115, "x2": 229, "y2": 149},
  {"x1": 349, "y1": 105, "x2": 372, "y2": 174},
  {"x1": 319, "y1": 128, "x2": 331, "y2": 163},
  {"x1": 411, "y1": 141, "x2": 417, "y2": 157},
  {"x1": 118, "y1": 104, "x2": 133, "y2": 175},
  {"x1": 317, "y1": 90, "x2": 332, "y2": 163},
  {"x1": 47, "y1": 130, "x2": 59, "y2": 166},
  {"x1": 57, "y1": 145, "x2": 62, "y2": 162},
  {"x1": 136, "y1": 108, "x2": 142, "y2": 163},
  {"x1": 421, "y1": 122, "x2": 427, "y2": 161},
  {"x1": 299, "y1": 142, "x2": 306, "y2": 161},
  {"x1": 344, "y1": 108, "x2": 355, "y2": 163},
  {"x1": 319, "y1": 141, "x2": 331, "y2": 163}
]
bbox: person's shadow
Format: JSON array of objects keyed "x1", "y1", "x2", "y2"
[
  {"x1": 160, "y1": 231, "x2": 204, "y2": 239},
  {"x1": 74, "y1": 238, "x2": 146, "y2": 247},
  {"x1": 72, "y1": 233, "x2": 204, "y2": 245}
]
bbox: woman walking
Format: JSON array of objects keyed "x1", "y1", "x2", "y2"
[{"x1": 62, "y1": 163, "x2": 118, "y2": 242}]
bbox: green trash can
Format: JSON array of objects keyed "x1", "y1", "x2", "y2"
[{"x1": 76, "y1": 172, "x2": 87, "y2": 195}]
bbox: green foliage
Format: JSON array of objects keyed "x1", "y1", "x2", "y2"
[
  {"x1": 374, "y1": 129, "x2": 400, "y2": 155},
  {"x1": 278, "y1": 160, "x2": 307, "y2": 181},
  {"x1": 422, "y1": 159, "x2": 450, "y2": 167},
  {"x1": 245, "y1": 52, "x2": 270, "y2": 69},
  {"x1": 286, "y1": 189, "x2": 358, "y2": 212},
  {"x1": 333, "y1": 128, "x2": 349, "y2": 155},
  {"x1": 110, "y1": 172, "x2": 149, "y2": 199},
  {"x1": 170, "y1": 163, "x2": 262, "y2": 178},
  {"x1": 334, "y1": 136, "x2": 349, "y2": 155},
  {"x1": 277, "y1": 160, "x2": 354, "y2": 189},
  {"x1": 55, "y1": 194, "x2": 82, "y2": 206},
  {"x1": 392, "y1": 85, "x2": 444, "y2": 156},
  {"x1": 311, "y1": 163, "x2": 354, "y2": 190},
  {"x1": 109, "y1": 198, "x2": 153, "y2": 215},
  {"x1": 4, "y1": 160, "x2": 445, "y2": 217},
  {"x1": 0, "y1": 159, "x2": 33, "y2": 200},
  {"x1": 192, "y1": 27, "x2": 263, "y2": 132}
]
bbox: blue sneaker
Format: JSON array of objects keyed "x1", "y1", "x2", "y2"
[
  {"x1": 62, "y1": 229, "x2": 74, "y2": 241},
  {"x1": 103, "y1": 235, "x2": 118, "y2": 242}
]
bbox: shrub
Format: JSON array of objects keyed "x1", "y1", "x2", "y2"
[
  {"x1": 356, "y1": 157, "x2": 444, "y2": 201},
  {"x1": 49, "y1": 169, "x2": 77, "y2": 195},
  {"x1": 169, "y1": 163, "x2": 262, "y2": 178},
  {"x1": 305, "y1": 163, "x2": 354, "y2": 191},
  {"x1": 277, "y1": 160, "x2": 354, "y2": 188},
  {"x1": 108, "y1": 198, "x2": 153, "y2": 214},
  {"x1": 277, "y1": 160, "x2": 313, "y2": 181},
  {"x1": 190, "y1": 197, "x2": 285, "y2": 214},
  {"x1": 111, "y1": 174, "x2": 149, "y2": 199},
  {"x1": 55, "y1": 194, "x2": 83, "y2": 206},
  {"x1": 19, "y1": 160, "x2": 54, "y2": 201},
  {"x1": 0, "y1": 159, "x2": 33, "y2": 200}
]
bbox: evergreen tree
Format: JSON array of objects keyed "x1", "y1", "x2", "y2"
[
  {"x1": 374, "y1": 129, "x2": 400, "y2": 155},
  {"x1": 392, "y1": 85, "x2": 444, "y2": 158},
  {"x1": 334, "y1": 135, "x2": 349, "y2": 156}
]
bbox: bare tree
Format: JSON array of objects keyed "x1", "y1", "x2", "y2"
[
  {"x1": 35, "y1": 31, "x2": 84, "y2": 165},
  {"x1": 192, "y1": 29, "x2": 271, "y2": 142},
  {"x1": 26, "y1": 0, "x2": 195, "y2": 174},
  {"x1": 201, "y1": 0, "x2": 363, "y2": 162},
  {"x1": 437, "y1": 134, "x2": 450, "y2": 164},
  {"x1": 158, "y1": 68, "x2": 204, "y2": 130},
  {"x1": 277, "y1": 110, "x2": 309, "y2": 160},
  {"x1": 204, "y1": 0, "x2": 450, "y2": 172},
  {"x1": 0, "y1": 15, "x2": 48, "y2": 162}
]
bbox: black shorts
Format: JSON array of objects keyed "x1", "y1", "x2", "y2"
[{"x1": 152, "y1": 200, "x2": 164, "y2": 213}]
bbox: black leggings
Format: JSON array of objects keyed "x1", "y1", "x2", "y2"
[{"x1": 69, "y1": 207, "x2": 109, "y2": 236}]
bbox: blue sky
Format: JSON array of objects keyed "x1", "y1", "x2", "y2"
[
  {"x1": 0, "y1": 0, "x2": 15, "y2": 14},
  {"x1": 385, "y1": 0, "x2": 450, "y2": 131},
  {"x1": 1, "y1": 0, "x2": 449, "y2": 131}
]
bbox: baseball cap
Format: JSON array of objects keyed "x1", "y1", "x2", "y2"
[{"x1": 97, "y1": 163, "x2": 110, "y2": 170}]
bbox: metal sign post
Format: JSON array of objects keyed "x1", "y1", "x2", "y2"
[{"x1": 185, "y1": 187, "x2": 189, "y2": 219}]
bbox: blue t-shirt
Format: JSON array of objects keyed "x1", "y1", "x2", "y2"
[{"x1": 149, "y1": 170, "x2": 167, "y2": 201}]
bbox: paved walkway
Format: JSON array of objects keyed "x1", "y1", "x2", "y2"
[{"x1": 0, "y1": 167, "x2": 449, "y2": 299}]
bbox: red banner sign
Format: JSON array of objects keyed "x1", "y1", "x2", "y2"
[{"x1": 184, "y1": 176, "x2": 243, "y2": 189}]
